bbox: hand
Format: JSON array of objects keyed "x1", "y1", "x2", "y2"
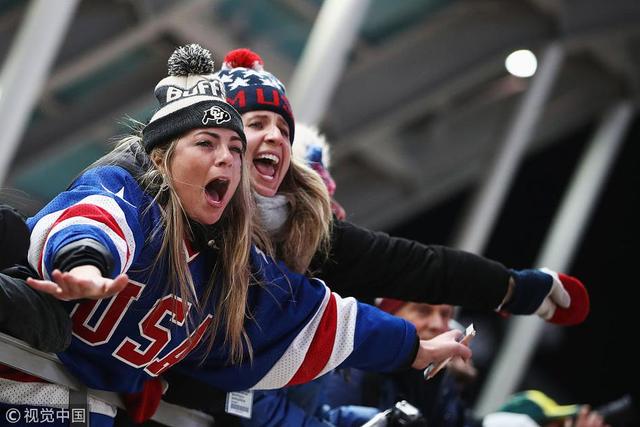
[
  {"x1": 566, "y1": 406, "x2": 610, "y2": 427},
  {"x1": 448, "y1": 355, "x2": 478, "y2": 383},
  {"x1": 534, "y1": 268, "x2": 571, "y2": 320},
  {"x1": 544, "y1": 270, "x2": 590, "y2": 326},
  {"x1": 411, "y1": 329, "x2": 472, "y2": 370},
  {"x1": 503, "y1": 268, "x2": 589, "y2": 326},
  {"x1": 26, "y1": 265, "x2": 128, "y2": 301}
]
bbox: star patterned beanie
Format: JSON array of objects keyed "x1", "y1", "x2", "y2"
[{"x1": 216, "y1": 48, "x2": 295, "y2": 144}]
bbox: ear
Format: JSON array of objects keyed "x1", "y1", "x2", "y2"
[{"x1": 150, "y1": 151, "x2": 164, "y2": 170}]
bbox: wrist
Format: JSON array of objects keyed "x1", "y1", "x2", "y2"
[
  {"x1": 501, "y1": 269, "x2": 553, "y2": 315},
  {"x1": 496, "y1": 277, "x2": 515, "y2": 311},
  {"x1": 68, "y1": 264, "x2": 103, "y2": 279},
  {"x1": 53, "y1": 238, "x2": 115, "y2": 277}
]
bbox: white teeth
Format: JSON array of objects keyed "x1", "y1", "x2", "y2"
[{"x1": 256, "y1": 153, "x2": 280, "y2": 164}]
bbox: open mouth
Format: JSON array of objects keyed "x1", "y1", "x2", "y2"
[
  {"x1": 205, "y1": 178, "x2": 230, "y2": 204},
  {"x1": 253, "y1": 153, "x2": 280, "y2": 180}
]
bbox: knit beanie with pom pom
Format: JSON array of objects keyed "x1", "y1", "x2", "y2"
[
  {"x1": 143, "y1": 44, "x2": 245, "y2": 153},
  {"x1": 216, "y1": 48, "x2": 295, "y2": 143}
]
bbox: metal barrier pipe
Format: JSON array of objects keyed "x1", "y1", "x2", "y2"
[
  {"x1": 0, "y1": 332, "x2": 214, "y2": 426},
  {"x1": 288, "y1": 0, "x2": 371, "y2": 125},
  {"x1": 0, "y1": 0, "x2": 79, "y2": 184},
  {"x1": 453, "y1": 43, "x2": 565, "y2": 254}
]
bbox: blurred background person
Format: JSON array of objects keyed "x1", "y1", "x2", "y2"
[
  {"x1": 485, "y1": 390, "x2": 609, "y2": 427},
  {"x1": 322, "y1": 299, "x2": 481, "y2": 427}
]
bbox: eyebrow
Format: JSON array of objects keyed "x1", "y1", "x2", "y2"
[
  {"x1": 246, "y1": 112, "x2": 269, "y2": 119},
  {"x1": 246, "y1": 112, "x2": 287, "y2": 126},
  {"x1": 196, "y1": 130, "x2": 243, "y2": 144},
  {"x1": 275, "y1": 116, "x2": 289, "y2": 127},
  {"x1": 195, "y1": 131, "x2": 221, "y2": 139}
]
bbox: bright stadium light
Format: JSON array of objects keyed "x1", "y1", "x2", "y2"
[{"x1": 505, "y1": 49, "x2": 537, "y2": 78}]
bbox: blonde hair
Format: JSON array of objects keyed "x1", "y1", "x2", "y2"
[
  {"x1": 274, "y1": 157, "x2": 332, "y2": 274},
  {"x1": 92, "y1": 128, "x2": 254, "y2": 363}
]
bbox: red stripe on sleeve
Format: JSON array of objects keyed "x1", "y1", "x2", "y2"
[
  {"x1": 53, "y1": 203, "x2": 127, "y2": 240},
  {"x1": 286, "y1": 293, "x2": 337, "y2": 386},
  {"x1": 40, "y1": 203, "x2": 130, "y2": 276}
]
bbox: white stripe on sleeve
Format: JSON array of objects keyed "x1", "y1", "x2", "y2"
[{"x1": 251, "y1": 286, "x2": 331, "y2": 390}]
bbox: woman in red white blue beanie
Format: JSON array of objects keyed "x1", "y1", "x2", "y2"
[{"x1": 215, "y1": 48, "x2": 589, "y2": 326}]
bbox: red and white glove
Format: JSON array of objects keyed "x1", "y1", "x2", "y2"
[{"x1": 502, "y1": 268, "x2": 590, "y2": 326}]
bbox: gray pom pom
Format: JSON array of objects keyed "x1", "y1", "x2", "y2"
[{"x1": 167, "y1": 44, "x2": 214, "y2": 76}]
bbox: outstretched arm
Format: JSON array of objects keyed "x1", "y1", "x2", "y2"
[
  {"x1": 26, "y1": 166, "x2": 146, "y2": 284},
  {"x1": 177, "y1": 250, "x2": 470, "y2": 392},
  {"x1": 315, "y1": 220, "x2": 589, "y2": 326},
  {"x1": 26, "y1": 265, "x2": 128, "y2": 301},
  {"x1": 24, "y1": 166, "x2": 149, "y2": 300},
  {"x1": 314, "y1": 219, "x2": 510, "y2": 308}
]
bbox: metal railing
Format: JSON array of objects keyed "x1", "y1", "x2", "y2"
[{"x1": 0, "y1": 332, "x2": 214, "y2": 427}]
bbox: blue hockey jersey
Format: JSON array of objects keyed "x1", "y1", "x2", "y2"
[{"x1": 23, "y1": 164, "x2": 417, "y2": 396}]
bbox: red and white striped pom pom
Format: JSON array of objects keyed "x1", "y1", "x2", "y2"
[{"x1": 223, "y1": 48, "x2": 264, "y2": 71}]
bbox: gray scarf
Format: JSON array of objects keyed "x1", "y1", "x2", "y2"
[{"x1": 254, "y1": 193, "x2": 290, "y2": 236}]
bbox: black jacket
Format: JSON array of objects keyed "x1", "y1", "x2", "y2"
[
  {"x1": 0, "y1": 264, "x2": 72, "y2": 353},
  {"x1": 0, "y1": 204, "x2": 72, "y2": 352},
  {"x1": 313, "y1": 219, "x2": 509, "y2": 310}
]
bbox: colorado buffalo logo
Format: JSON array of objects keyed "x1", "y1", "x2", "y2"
[{"x1": 202, "y1": 106, "x2": 231, "y2": 125}]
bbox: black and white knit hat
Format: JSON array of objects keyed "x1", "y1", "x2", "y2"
[{"x1": 142, "y1": 44, "x2": 245, "y2": 153}]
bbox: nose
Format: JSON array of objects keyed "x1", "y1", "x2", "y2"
[
  {"x1": 265, "y1": 124, "x2": 286, "y2": 144},
  {"x1": 215, "y1": 144, "x2": 234, "y2": 167},
  {"x1": 428, "y1": 313, "x2": 449, "y2": 335}
]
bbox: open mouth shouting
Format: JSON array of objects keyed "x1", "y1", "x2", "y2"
[
  {"x1": 253, "y1": 152, "x2": 280, "y2": 181},
  {"x1": 204, "y1": 177, "x2": 230, "y2": 206}
]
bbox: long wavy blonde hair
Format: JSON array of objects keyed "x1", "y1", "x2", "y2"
[
  {"x1": 91, "y1": 128, "x2": 256, "y2": 363},
  {"x1": 273, "y1": 157, "x2": 333, "y2": 274}
]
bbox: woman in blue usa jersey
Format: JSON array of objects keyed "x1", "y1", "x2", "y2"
[{"x1": 0, "y1": 44, "x2": 471, "y2": 426}]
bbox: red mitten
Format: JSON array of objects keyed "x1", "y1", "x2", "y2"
[
  {"x1": 122, "y1": 377, "x2": 165, "y2": 423},
  {"x1": 504, "y1": 268, "x2": 590, "y2": 326},
  {"x1": 548, "y1": 272, "x2": 590, "y2": 326}
]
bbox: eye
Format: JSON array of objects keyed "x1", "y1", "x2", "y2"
[
  {"x1": 230, "y1": 145, "x2": 244, "y2": 154},
  {"x1": 196, "y1": 140, "x2": 212, "y2": 147},
  {"x1": 247, "y1": 121, "x2": 263, "y2": 129},
  {"x1": 279, "y1": 127, "x2": 290, "y2": 139},
  {"x1": 421, "y1": 306, "x2": 433, "y2": 316}
]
